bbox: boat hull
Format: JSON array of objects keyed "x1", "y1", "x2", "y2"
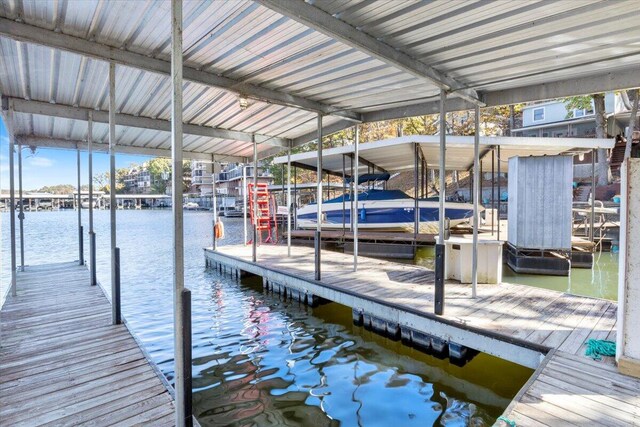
[{"x1": 296, "y1": 199, "x2": 476, "y2": 233}]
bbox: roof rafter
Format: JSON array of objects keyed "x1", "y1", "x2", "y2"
[
  {"x1": 16, "y1": 135, "x2": 247, "y2": 163},
  {"x1": 255, "y1": 0, "x2": 483, "y2": 106},
  {"x1": 0, "y1": 17, "x2": 362, "y2": 122},
  {"x1": 6, "y1": 97, "x2": 289, "y2": 148}
]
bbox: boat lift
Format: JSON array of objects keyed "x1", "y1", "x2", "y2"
[{"x1": 247, "y1": 183, "x2": 279, "y2": 245}]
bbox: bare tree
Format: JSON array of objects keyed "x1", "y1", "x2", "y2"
[{"x1": 621, "y1": 89, "x2": 639, "y2": 160}]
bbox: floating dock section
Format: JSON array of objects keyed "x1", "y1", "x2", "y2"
[
  {"x1": 205, "y1": 244, "x2": 633, "y2": 425},
  {"x1": 0, "y1": 262, "x2": 176, "y2": 426}
]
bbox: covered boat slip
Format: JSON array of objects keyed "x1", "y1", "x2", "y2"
[
  {"x1": 2, "y1": 0, "x2": 640, "y2": 426},
  {"x1": 0, "y1": 262, "x2": 176, "y2": 426},
  {"x1": 205, "y1": 245, "x2": 636, "y2": 426}
]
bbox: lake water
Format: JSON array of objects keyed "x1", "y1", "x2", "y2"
[{"x1": 1, "y1": 210, "x2": 534, "y2": 426}]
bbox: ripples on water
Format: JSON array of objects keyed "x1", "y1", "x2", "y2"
[{"x1": 1, "y1": 211, "x2": 531, "y2": 426}]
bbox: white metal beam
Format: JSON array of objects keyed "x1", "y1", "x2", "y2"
[
  {"x1": 7, "y1": 97, "x2": 290, "y2": 148},
  {"x1": 17, "y1": 135, "x2": 247, "y2": 162},
  {"x1": 255, "y1": 0, "x2": 483, "y2": 106},
  {"x1": 0, "y1": 17, "x2": 361, "y2": 123}
]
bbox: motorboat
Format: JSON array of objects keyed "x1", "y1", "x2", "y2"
[
  {"x1": 296, "y1": 188, "x2": 478, "y2": 234},
  {"x1": 183, "y1": 202, "x2": 199, "y2": 210}
]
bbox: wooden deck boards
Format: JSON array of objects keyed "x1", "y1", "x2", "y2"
[
  {"x1": 215, "y1": 244, "x2": 616, "y2": 359},
  {"x1": 0, "y1": 262, "x2": 175, "y2": 427},
  {"x1": 209, "y1": 244, "x2": 634, "y2": 426},
  {"x1": 504, "y1": 350, "x2": 640, "y2": 427}
]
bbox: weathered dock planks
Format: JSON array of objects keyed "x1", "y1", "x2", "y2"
[
  {"x1": 205, "y1": 244, "x2": 629, "y2": 426},
  {"x1": 0, "y1": 262, "x2": 175, "y2": 427}
]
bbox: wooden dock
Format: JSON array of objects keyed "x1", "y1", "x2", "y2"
[
  {"x1": 0, "y1": 262, "x2": 176, "y2": 427},
  {"x1": 204, "y1": 244, "x2": 634, "y2": 426}
]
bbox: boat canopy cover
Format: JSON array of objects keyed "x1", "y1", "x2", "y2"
[
  {"x1": 344, "y1": 173, "x2": 391, "y2": 185},
  {"x1": 324, "y1": 189, "x2": 411, "y2": 204}
]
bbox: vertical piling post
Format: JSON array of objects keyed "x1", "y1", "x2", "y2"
[
  {"x1": 113, "y1": 247, "x2": 121, "y2": 325},
  {"x1": 287, "y1": 144, "x2": 292, "y2": 257},
  {"x1": 181, "y1": 288, "x2": 193, "y2": 427},
  {"x1": 18, "y1": 142, "x2": 24, "y2": 271},
  {"x1": 252, "y1": 134, "x2": 258, "y2": 263},
  {"x1": 472, "y1": 105, "x2": 480, "y2": 298},
  {"x1": 88, "y1": 111, "x2": 97, "y2": 286},
  {"x1": 293, "y1": 166, "x2": 298, "y2": 230},
  {"x1": 109, "y1": 62, "x2": 118, "y2": 322},
  {"x1": 435, "y1": 89, "x2": 446, "y2": 315},
  {"x1": 491, "y1": 148, "x2": 495, "y2": 235},
  {"x1": 414, "y1": 143, "x2": 419, "y2": 238},
  {"x1": 77, "y1": 148, "x2": 83, "y2": 265},
  {"x1": 497, "y1": 145, "x2": 501, "y2": 241},
  {"x1": 590, "y1": 148, "x2": 596, "y2": 242},
  {"x1": 7, "y1": 100, "x2": 17, "y2": 296},
  {"x1": 242, "y1": 165, "x2": 247, "y2": 245},
  {"x1": 212, "y1": 157, "x2": 218, "y2": 251},
  {"x1": 171, "y1": 1, "x2": 190, "y2": 425},
  {"x1": 353, "y1": 125, "x2": 359, "y2": 272},
  {"x1": 315, "y1": 114, "x2": 323, "y2": 280},
  {"x1": 342, "y1": 154, "x2": 346, "y2": 234}
]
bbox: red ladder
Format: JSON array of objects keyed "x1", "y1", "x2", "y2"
[{"x1": 247, "y1": 183, "x2": 278, "y2": 244}]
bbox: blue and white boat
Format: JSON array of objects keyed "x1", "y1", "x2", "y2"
[{"x1": 296, "y1": 188, "x2": 478, "y2": 233}]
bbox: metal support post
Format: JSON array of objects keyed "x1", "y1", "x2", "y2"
[
  {"x1": 8, "y1": 102, "x2": 17, "y2": 296},
  {"x1": 414, "y1": 143, "x2": 419, "y2": 238},
  {"x1": 242, "y1": 165, "x2": 247, "y2": 244},
  {"x1": 590, "y1": 148, "x2": 596, "y2": 242},
  {"x1": 353, "y1": 125, "x2": 359, "y2": 272},
  {"x1": 212, "y1": 158, "x2": 218, "y2": 250},
  {"x1": 342, "y1": 154, "x2": 346, "y2": 233},
  {"x1": 293, "y1": 166, "x2": 298, "y2": 230},
  {"x1": 497, "y1": 146, "x2": 501, "y2": 241},
  {"x1": 472, "y1": 106, "x2": 480, "y2": 298},
  {"x1": 491, "y1": 148, "x2": 495, "y2": 235},
  {"x1": 113, "y1": 247, "x2": 121, "y2": 324},
  {"x1": 77, "y1": 147, "x2": 83, "y2": 265},
  {"x1": 287, "y1": 145, "x2": 292, "y2": 257},
  {"x1": 170, "y1": 1, "x2": 191, "y2": 425},
  {"x1": 315, "y1": 114, "x2": 323, "y2": 281},
  {"x1": 435, "y1": 89, "x2": 446, "y2": 315},
  {"x1": 252, "y1": 135, "x2": 258, "y2": 263},
  {"x1": 88, "y1": 111, "x2": 97, "y2": 286},
  {"x1": 109, "y1": 62, "x2": 118, "y2": 322},
  {"x1": 18, "y1": 143, "x2": 24, "y2": 270}
]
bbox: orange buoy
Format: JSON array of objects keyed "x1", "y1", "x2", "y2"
[{"x1": 214, "y1": 218, "x2": 225, "y2": 239}]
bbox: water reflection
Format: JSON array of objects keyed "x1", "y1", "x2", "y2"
[{"x1": 1, "y1": 211, "x2": 531, "y2": 426}]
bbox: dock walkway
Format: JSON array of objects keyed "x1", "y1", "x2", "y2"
[
  {"x1": 205, "y1": 244, "x2": 634, "y2": 426},
  {"x1": 0, "y1": 262, "x2": 175, "y2": 427}
]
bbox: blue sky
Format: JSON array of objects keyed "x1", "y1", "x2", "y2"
[{"x1": 0, "y1": 117, "x2": 152, "y2": 191}]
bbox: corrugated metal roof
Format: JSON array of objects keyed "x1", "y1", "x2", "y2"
[{"x1": 1, "y1": 0, "x2": 639, "y2": 159}]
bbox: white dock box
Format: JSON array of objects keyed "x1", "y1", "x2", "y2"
[
  {"x1": 508, "y1": 155, "x2": 573, "y2": 250},
  {"x1": 436, "y1": 237, "x2": 503, "y2": 284}
]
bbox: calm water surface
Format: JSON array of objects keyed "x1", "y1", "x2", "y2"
[
  {"x1": 416, "y1": 246, "x2": 618, "y2": 301},
  {"x1": 1, "y1": 210, "x2": 532, "y2": 426}
]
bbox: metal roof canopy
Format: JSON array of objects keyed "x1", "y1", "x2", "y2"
[
  {"x1": 272, "y1": 135, "x2": 615, "y2": 174},
  {"x1": 1, "y1": 0, "x2": 639, "y2": 160}
]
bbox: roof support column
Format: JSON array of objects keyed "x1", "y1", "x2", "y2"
[
  {"x1": 315, "y1": 114, "x2": 323, "y2": 281},
  {"x1": 287, "y1": 144, "x2": 292, "y2": 257},
  {"x1": 414, "y1": 143, "x2": 419, "y2": 239},
  {"x1": 435, "y1": 89, "x2": 446, "y2": 315},
  {"x1": 18, "y1": 142, "x2": 24, "y2": 271},
  {"x1": 242, "y1": 166, "x2": 247, "y2": 245},
  {"x1": 170, "y1": 1, "x2": 191, "y2": 425},
  {"x1": 472, "y1": 106, "x2": 480, "y2": 299},
  {"x1": 353, "y1": 125, "x2": 359, "y2": 272},
  {"x1": 497, "y1": 146, "x2": 501, "y2": 241},
  {"x1": 77, "y1": 147, "x2": 83, "y2": 265},
  {"x1": 252, "y1": 134, "x2": 258, "y2": 263},
  {"x1": 212, "y1": 155, "x2": 218, "y2": 250},
  {"x1": 88, "y1": 112, "x2": 97, "y2": 286},
  {"x1": 7, "y1": 101, "x2": 17, "y2": 296},
  {"x1": 109, "y1": 62, "x2": 120, "y2": 325}
]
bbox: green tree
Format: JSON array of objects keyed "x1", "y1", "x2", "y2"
[{"x1": 563, "y1": 95, "x2": 609, "y2": 185}]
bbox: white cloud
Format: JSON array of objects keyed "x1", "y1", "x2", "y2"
[{"x1": 26, "y1": 156, "x2": 54, "y2": 168}]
